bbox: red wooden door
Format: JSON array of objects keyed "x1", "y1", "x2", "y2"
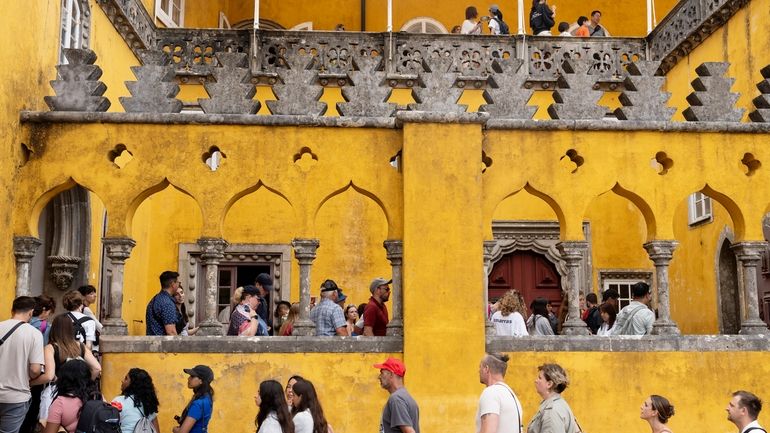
[{"x1": 488, "y1": 251, "x2": 562, "y2": 312}]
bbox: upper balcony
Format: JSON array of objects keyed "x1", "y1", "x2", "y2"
[{"x1": 35, "y1": 0, "x2": 762, "y2": 124}]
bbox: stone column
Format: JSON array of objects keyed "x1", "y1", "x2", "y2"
[
  {"x1": 482, "y1": 240, "x2": 498, "y2": 336},
  {"x1": 196, "y1": 237, "x2": 229, "y2": 336},
  {"x1": 291, "y1": 238, "x2": 319, "y2": 336},
  {"x1": 384, "y1": 240, "x2": 404, "y2": 337},
  {"x1": 643, "y1": 240, "x2": 681, "y2": 335},
  {"x1": 14, "y1": 236, "x2": 42, "y2": 297},
  {"x1": 101, "y1": 237, "x2": 136, "y2": 335},
  {"x1": 732, "y1": 241, "x2": 770, "y2": 335},
  {"x1": 556, "y1": 241, "x2": 590, "y2": 335}
]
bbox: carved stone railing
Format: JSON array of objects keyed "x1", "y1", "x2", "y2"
[
  {"x1": 647, "y1": 0, "x2": 750, "y2": 74},
  {"x1": 98, "y1": 0, "x2": 155, "y2": 51},
  {"x1": 156, "y1": 28, "x2": 250, "y2": 83}
]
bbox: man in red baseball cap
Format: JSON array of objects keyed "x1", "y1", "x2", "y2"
[{"x1": 374, "y1": 358, "x2": 420, "y2": 433}]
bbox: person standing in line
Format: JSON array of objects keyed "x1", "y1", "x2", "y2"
[
  {"x1": 596, "y1": 303, "x2": 616, "y2": 336},
  {"x1": 290, "y1": 380, "x2": 330, "y2": 433},
  {"x1": 527, "y1": 364, "x2": 580, "y2": 433},
  {"x1": 174, "y1": 286, "x2": 199, "y2": 336},
  {"x1": 76, "y1": 286, "x2": 103, "y2": 345},
  {"x1": 284, "y1": 376, "x2": 305, "y2": 410},
  {"x1": 611, "y1": 282, "x2": 655, "y2": 336},
  {"x1": 364, "y1": 278, "x2": 392, "y2": 336},
  {"x1": 227, "y1": 286, "x2": 268, "y2": 337},
  {"x1": 477, "y1": 353, "x2": 524, "y2": 433},
  {"x1": 640, "y1": 395, "x2": 675, "y2": 433},
  {"x1": 254, "y1": 274, "x2": 274, "y2": 332},
  {"x1": 146, "y1": 271, "x2": 182, "y2": 336},
  {"x1": 582, "y1": 293, "x2": 601, "y2": 334},
  {"x1": 461, "y1": 6, "x2": 484, "y2": 34},
  {"x1": 374, "y1": 358, "x2": 420, "y2": 433},
  {"x1": 309, "y1": 280, "x2": 348, "y2": 337},
  {"x1": 255, "y1": 380, "x2": 294, "y2": 433},
  {"x1": 111, "y1": 368, "x2": 160, "y2": 433},
  {"x1": 173, "y1": 365, "x2": 214, "y2": 433},
  {"x1": 0, "y1": 297, "x2": 45, "y2": 433},
  {"x1": 529, "y1": 0, "x2": 556, "y2": 35},
  {"x1": 588, "y1": 10, "x2": 610, "y2": 36},
  {"x1": 557, "y1": 22, "x2": 572, "y2": 36},
  {"x1": 491, "y1": 291, "x2": 527, "y2": 337},
  {"x1": 726, "y1": 391, "x2": 764, "y2": 433},
  {"x1": 574, "y1": 16, "x2": 590, "y2": 37},
  {"x1": 43, "y1": 360, "x2": 96, "y2": 433},
  {"x1": 527, "y1": 298, "x2": 554, "y2": 336},
  {"x1": 344, "y1": 305, "x2": 359, "y2": 336},
  {"x1": 62, "y1": 291, "x2": 96, "y2": 350},
  {"x1": 29, "y1": 296, "x2": 55, "y2": 345}
]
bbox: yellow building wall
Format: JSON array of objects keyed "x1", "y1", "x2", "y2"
[
  {"x1": 665, "y1": 0, "x2": 770, "y2": 121},
  {"x1": 101, "y1": 351, "x2": 770, "y2": 433}
]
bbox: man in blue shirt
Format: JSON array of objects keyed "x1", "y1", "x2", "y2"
[{"x1": 146, "y1": 271, "x2": 181, "y2": 335}]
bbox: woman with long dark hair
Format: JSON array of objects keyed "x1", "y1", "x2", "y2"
[
  {"x1": 174, "y1": 287, "x2": 199, "y2": 336},
  {"x1": 112, "y1": 368, "x2": 161, "y2": 433},
  {"x1": 597, "y1": 302, "x2": 617, "y2": 336},
  {"x1": 255, "y1": 380, "x2": 294, "y2": 433},
  {"x1": 43, "y1": 359, "x2": 97, "y2": 433},
  {"x1": 173, "y1": 365, "x2": 214, "y2": 433},
  {"x1": 285, "y1": 375, "x2": 305, "y2": 408},
  {"x1": 291, "y1": 380, "x2": 330, "y2": 433},
  {"x1": 527, "y1": 298, "x2": 555, "y2": 335}
]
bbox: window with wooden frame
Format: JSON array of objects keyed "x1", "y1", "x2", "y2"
[
  {"x1": 156, "y1": 0, "x2": 185, "y2": 28},
  {"x1": 688, "y1": 192, "x2": 713, "y2": 226}
]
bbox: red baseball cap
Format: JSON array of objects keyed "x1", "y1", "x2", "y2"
[{"x1": 373, "y1": 357, "x2": 406, "y2": 377}]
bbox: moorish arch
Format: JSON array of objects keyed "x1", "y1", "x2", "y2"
[{"x1": 222, "y1": 180, "x2": 297, "y2": 243}]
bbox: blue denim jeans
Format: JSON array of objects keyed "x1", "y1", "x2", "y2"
[{"x1": 0, "y1": 400, "x2": 31, "y2": 433}]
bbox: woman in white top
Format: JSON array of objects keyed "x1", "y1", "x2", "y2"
[
  {"x1": 461, "y1": 6, "x2": 484, "y2": 34},
  {"x1": 291, "y1": 380, "x2": 332, "y2": 433},
  {"x1": 256, "y1": 380, "x2": 295, "y2": 433},
  {"x1": 111, "y1": 368, "x2": 160, "y2": 433},
  {"x1": 491, "y1": 290, "x2": 528, "y2": 336},
  {"x1": 596, "y1": 302, "x2": 616, "y2": 336}
]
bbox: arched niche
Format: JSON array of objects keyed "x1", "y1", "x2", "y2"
[
  {"x1": 223, "y1": 182, "x2": 296, "y2": 244},
  {"x1": 313, "y1": 184, "x2": 390, "y2": 307}
]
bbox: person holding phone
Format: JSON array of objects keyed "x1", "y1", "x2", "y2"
[{"x1": 227, "y1": 286, "x2": 268, "y2": 336}]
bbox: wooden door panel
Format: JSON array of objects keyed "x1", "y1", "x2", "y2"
[{"x1": 489, "y1": 251, "x2": 562, "y2": 312}]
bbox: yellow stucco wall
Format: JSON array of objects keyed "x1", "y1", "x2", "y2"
[
  {"x1": 101, "y1": 351, "x2": 770, "y2": 433},
  {"x1": 665, "y1": 0, "x2": 770, "y2": 121}
]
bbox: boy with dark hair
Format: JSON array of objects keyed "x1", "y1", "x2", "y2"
[{"x1": 575, "y1": 16, "x2": 590, "y2": 37}]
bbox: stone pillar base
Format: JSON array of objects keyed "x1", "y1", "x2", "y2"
[
  {"x1": 652, "y1": 320, "x2": 681, "y2": 335},
  {"x1": 101, "y1": 318, "x2": 128, "y2": 336},
  {"x1": 386, "y1": 319, "x2": 404, "y2": 337},
  {"x1": 292, "y1": 319, "x2": 316, "y2": 336},
  {"x1": 197, "y1": 320, "x2": 224, "y2": 336},
  {"x1": 561, "y1": 318, "x2": 591, "y2": 335},
  {"x1": 739, "y1": 319, "x2": 769, "y2": 335}
]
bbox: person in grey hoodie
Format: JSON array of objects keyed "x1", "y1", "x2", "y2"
[{"x1": 527, "y1": 364, "x2": 581, "y2": 433}]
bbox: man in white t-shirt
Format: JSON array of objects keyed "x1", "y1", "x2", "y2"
[
  {"x1": 726, "y1": 390, "x2": 765, "y2": 433},
  {"x1": 0, "y1": 296, "x2": 45, "y2": 433},
  {"x1": 476, "y1": 353, "x2": 523, "y2": 433}
]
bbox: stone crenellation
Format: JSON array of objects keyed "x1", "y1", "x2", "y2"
[
  {"x1": 615, "y1": 60, "x2": 675, "y2": 121},
  {"x1": 547, "y1": 59, "x2": 607, "y2": 120},
  {"x1": 265, "y1": 47, "x2": 327, "y2": 116},
  {"x1": 120, "y1": 50, "x2": 183, "y2": 114},
  {"x1": 337, "y1": 56, "x2": 396, "y2": 118},
  {"x1": 749, "y1": 65, "x2": 770, "y2": 123},
  {"x1": 198, "y1": 52, "x2": 260, "y2": 115},
  {"x1": 682, "y1": 62, "x2": 744, "y2": 122},
  {"x1": 479, "y1": 58, "x2": 536, "y2": 120},
  {"x1": 45, "y1": 49, "x2": 110, "y2": 113}
]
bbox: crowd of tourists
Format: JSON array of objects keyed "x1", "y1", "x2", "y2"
[
  {"x1": 457, "y1": 4, "x2": 609, "y2": 37},
  {"x1": 0, "y1": 300, "x2": 764, "y2": 433},
  {"x1": 145, "y1": 271, "x2": 393, "y2": 337},
  {"x1": 489, "y1": 281, "x2": 656, "y2": 336}
]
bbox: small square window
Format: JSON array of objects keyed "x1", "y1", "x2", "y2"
[{"x1": 688, "y1": 192, "x2": 713, "y2": 226}]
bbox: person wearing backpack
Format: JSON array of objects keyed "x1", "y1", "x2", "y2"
[
  {"x1": 111, "y1": 369, "x2": 160, "y2": 433},
  {"x1": 529, "y1": 0, "x2": 556, "y2": 35},
  {"x1": 173, "y1": 366, "x2": 214, "y2": 433},
  {"x1": 62, "y1": 291, "x2": 97, "y2": 351},
  {"x1": 488, "y1": 5, "x2": 510, "y2": 35},
  {"x1": 610, "y1": 282, "x2": 655, "y2": 335},
  {"x1": 38, "y1": 315, "x2": 101, "y2": 426},
  {"x1": 43, "y1": 359, "x2": 97, "y2": 433}
]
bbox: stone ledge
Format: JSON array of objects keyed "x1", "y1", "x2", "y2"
[
  {"x1": 487, "y1": 334, "x2": 770, "y2": 352},
  {"x1": 486, "y1": 119, "x2": 770, "y2": 133},
  {"x1": 100, "y1": 336, "x2": 403, "y2": 353},
  {"x1": 395, "y1": 111, "x2": 490, "y2": 125},
  {"x1": 19, "y1": 111, "x2": 397, "y2": 129}
]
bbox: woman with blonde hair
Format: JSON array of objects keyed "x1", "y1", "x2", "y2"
[
  {"x1": 640, "y1": 395, "x2": 675, "y2": 433},
  {"x1": 491, "y1": 291, "x2": 528, "y2": 336},
  {"x1": 527, "y1": 363, "x2": 581, "y2": 433}
]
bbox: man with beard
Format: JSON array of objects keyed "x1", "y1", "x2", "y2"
[
  {"x1": 374, "y1": 358, "x2": 419, "y2": 433},
  {"x1": 364, "y1": 277, "x2": 392, "y2": 336},
  {"x1": 726, "y1": 391, "x2": 764, "y2": 433}
]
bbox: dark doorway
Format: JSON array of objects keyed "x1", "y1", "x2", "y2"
[
  {"x1": 488, "y1": 250, "x2": 562, "y2": 313},
  {"x1": 717, "y1": 239, "x2": 741, "y2": 334},
  {"x1": 216, "y1": 264, "x2": 272, "y2": 324}
]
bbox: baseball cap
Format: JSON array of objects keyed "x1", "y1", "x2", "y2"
[
  {"x1": 337, "y1": 290, "x2": 348, "y2": 302},
  {"x1": 183, "y1": 365, "x2": 214, "y2": 383},
  {"x1": 369, "y1": 277, "x2": 392, "y2": 293},
  {"x1": 321, "y1": 279, "x2": 339, "y2": 292},
  {"x1": 373, "y1": 357, "x2": 406, "y2": 377},
  {"x1": 256, "y1": 273, "x2": 274, "y2": 290},
  {"x1": 489, "y1": 4, "x2": 500, "y2": 12},
  {"x1": 242, "y1": 285, "x2": 260, "y2": 297}
]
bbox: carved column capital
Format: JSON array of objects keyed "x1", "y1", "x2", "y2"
[
  {"x1": 14, "y1": 236, "x2": 42, "y2": 262},
  {"x1": 292, "y1": 238, "x2": 320, "y2": 264},
  {"x1": 197, "y1": 237, "x2": 229, "y2": 263},
  {"x1": 556, "y1": 241, "x2": 589, "y2": 265},
  {"x1": 103, "y1": 237, "x2": 136, "y2": 264},
  {"x1": 643, "y1": 240, "x2": 678, "y2": 265},
  {"x1": 731, "y1": 241, "x2": 766, "y2": 265},
  {"x1": 384, "y1": 240, "x2": 403, "y2": 264}
]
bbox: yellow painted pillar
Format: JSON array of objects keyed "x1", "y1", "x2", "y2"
[{"x1": 400, "y1": 114, "x2": 486, "y2": 433}]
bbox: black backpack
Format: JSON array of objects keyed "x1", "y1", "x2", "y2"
[
  {"x1": 75, "y1": 395, "x2": 121, "y2": 433},
  {"x1": 67, "y1": 313, "x2": 96, "y2": 345},
  {"x1": 494, "y1": 17, "x2": 510, "y2": 35}
]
